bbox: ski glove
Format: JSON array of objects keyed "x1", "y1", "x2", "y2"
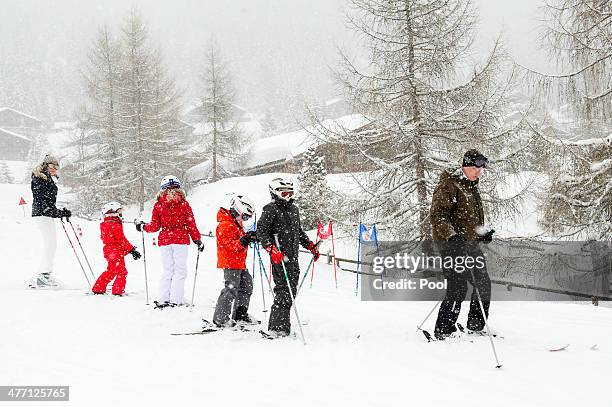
[
  {"x1": 265, "y1": 244, "x2": 285, "y2": 265},
  {"x1": 194, "y1": 239, "x2": 205, "y2": 252},
  {"x1": 59, "y1": 208, "x2": 71, "y2": 220},
  {"x1": 307, "y1": 242, "x2": 320, "y2": 262},
  {"x1": 448, "y1": 234, "x2": 465, "y2": 242},
  {"x1": 478, "y1": 229, "x2": 495, "y2": 244},
  {"x1": 239, "y1": 231, "x2": 258, "y2": 247},
  {"x1": 135, "y1": 221, "x2": 145, "y2": 232},
  {"x1": 247, "y1": 230, "x2": 258, "y2": 243},
  {"x1": 129, "y1": 247, "x2": 141, "y2": 260}
]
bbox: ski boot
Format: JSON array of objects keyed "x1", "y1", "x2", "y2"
[{"x1": 29, "y1": 273, "x2": 60, "y2": 289}]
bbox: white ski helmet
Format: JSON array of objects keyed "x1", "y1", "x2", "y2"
[
  {"x1": 101, "y1": 201, "x2": 123, "y2": 216},
  {"x1": 160, "y1": 175, "x2": 182, "y2": 190},
  {"x1": 269, "y1": 177, "x2": 295, "y2": 201},
  {"x1": 230, "y1": 194, "x2": 255, "y2": 220}
]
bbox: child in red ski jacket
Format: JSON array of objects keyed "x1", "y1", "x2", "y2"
[
  {"x1": 92, "y1": 202, "x2": 141, "y2": 295},
  {"x1": 211, "y1": 194, "x2": 258, "y2": 327}
]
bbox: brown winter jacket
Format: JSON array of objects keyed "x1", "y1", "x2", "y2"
[{"x1": 430, "y1": 168, "x2": 485, "y2": 241}]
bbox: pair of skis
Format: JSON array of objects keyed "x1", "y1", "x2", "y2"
[
  {"x1": 171, "y1": 319, "x2": 261, "y2": 336},
  {"x1": 421, "y1": 323, "x2": 501, "y2": 343}
]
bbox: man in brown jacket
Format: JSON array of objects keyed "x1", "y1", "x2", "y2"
[{"x1": 430, "y1": 149, "x2": 495, "y2": 340}]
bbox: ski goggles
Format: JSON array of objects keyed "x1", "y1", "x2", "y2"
[
  {"x1": 473, "y1": 158, "x2": 488, "y2": 168},
  {"x1": 161, "y1": 182, "x2": 181, "y2": 190},
  {"x1": 464, "y1": 157, "x2": 489, "y2": 168},
  {"x1": 280, "y1": 190, "x2": 294, "y2": 199}
]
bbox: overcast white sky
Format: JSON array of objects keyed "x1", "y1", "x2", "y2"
[{"x1": 0, "y1": 0, "x2": 553, "y2": 119}]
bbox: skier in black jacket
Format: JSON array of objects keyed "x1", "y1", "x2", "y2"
[
  {"x1": 257, "y1": 177, "x2": 320, "y2": 337},
  {"x1": 30, "y1": 154, "x2": 71, "y2": 288}
]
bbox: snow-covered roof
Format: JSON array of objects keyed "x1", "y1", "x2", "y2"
[
  {"x1": 186, "y1": 114, "x2": 369, "y2": 182},
  {"x1": 243, "y1": 114, "x2": 368, "y2": 169},
  {"x1": 0, "y1": 107, "x2": 42, "y2": 124},
  {"x1": 0, "y1": 127, "x2": 31, "y2": 142}
]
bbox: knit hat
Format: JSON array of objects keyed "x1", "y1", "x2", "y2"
[
  {"x1": 42, "y1": 154, "x2": 59, "y2": 168},
  {"x1": 462, "y1": 149, "x2": 488, "y2": 168}
]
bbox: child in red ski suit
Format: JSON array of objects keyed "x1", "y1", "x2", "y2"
[{"x1": 92, "y1": 202, "x2": 141, "y2": 295}]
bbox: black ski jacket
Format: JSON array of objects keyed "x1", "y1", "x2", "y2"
[
  {"x1": 257, "y1": 198, "x2": 312, "y2": 261},
  {"x1": 31, "y1": 172, "x2": 60, "y2": 217}
]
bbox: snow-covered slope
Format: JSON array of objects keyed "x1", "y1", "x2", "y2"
[{"x1": 1, "y1": 180, "x2": 610, "y2": 407}]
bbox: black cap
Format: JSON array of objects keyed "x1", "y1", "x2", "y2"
[{"x1": 462, "y1": 149, "x2": 488, "y2": 168}]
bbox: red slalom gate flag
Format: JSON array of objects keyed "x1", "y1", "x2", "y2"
[
  {"x1": 317, "y1": 221, "x2": 332, "y2": 240},
  {"x1": 18, "y1": 197, "x2": 27, "y2": 217}
]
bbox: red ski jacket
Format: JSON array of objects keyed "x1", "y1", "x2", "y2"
[
  {"x1": 216, "y1": 208, "x2": 247, "y2": 269},
  {"x1": 143, "y1": 189, "x2": 201, "y2": 246},
  {"x1": 100, "y1": 216, "x2": 134, "y2": 260}
]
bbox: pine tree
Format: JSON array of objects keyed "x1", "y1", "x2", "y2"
[
  {"x1": 68, "y1": 10, "x2": 188, "y2": 214},
  {"x1": 526, "y1": 0, "x2": 611, "y2": 238},
  {"x1": 0, "y1": 161, "x2": 14, "y2": 184},
  {"x1": 297, "y1": 147, "x2": 329, "y2": 229},
  {"x1": 198, "y1": 39, "x2": 245, "y2": 182},
  {"x1": 332, "y1": 0, "x2": 528, "y2": 239},
  {"x1": 115, "y1": 10, "x2": 186, "y2": 210},
  {"x1": 71, "y1": 26, "x2": 125, "y2": 212}
]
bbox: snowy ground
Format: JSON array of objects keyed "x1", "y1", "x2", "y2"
[{"x1": 1, "y1": 178, "x2": 610, "y2": 407}]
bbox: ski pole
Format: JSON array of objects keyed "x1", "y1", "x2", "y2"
[
  {"x1": 274, "y1": 234, "x2": 306, "y2": 345},
  {"x1": 254, "y1": 242, "x2": 275, "y2": 297},
  {"x1": 141, "y1": 230, "x2": 149, "y2": 305},
  {"x1": 254, "y1": 243, "x2": 267, "y2": 312},
  {"x1": 296, "y1": 241, "x2": 322, "y2": 296},
  {"x1": 67, "y1": 219, "x2": 96, "y2": 280},
  {"x1": 416, "y1": 299, "x2": 442, "y2": 332},
  {"x1": 470, "y1": 268, "x2": 502, "y2": 369},
  {"x1": 191, "y1": 249, "x2": 201, "y2": 307},
  {"x1": 60, "y1": 219, "x2": 91, "y2": 287},
  {"x1": 297, "y1": 255, "x2": 316, "y2": 297}
]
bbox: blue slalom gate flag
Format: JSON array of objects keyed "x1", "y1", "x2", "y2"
[
  {"x1": 356, "y1": 223, "x2": 379, "y2": 295},
  {"x1": 359, "y1": 223, "x2": 378, "y2": 245}
]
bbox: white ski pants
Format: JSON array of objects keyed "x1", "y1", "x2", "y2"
[
  {"x1": 159, "y1": 244, "x2": 189, "y2": 304},
  {"x1": 35, "y1": 216, "x2": 57, "y2": 275}
]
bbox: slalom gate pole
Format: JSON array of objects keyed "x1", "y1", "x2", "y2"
[
  {"x1": 355, "y1": 230, "x2": 362, "y2": 296},
  {"x1": 60, "y1": 219, "x2": 91, "y2": 287},
  {"x1": 67, "y1": 219, "x2": 96, "y2": 280},
  {"x1": 274, "y1": 234, "x2": 306, "y2": 345},
  {"x1": 470, "y1": 269, "x2": 502, "y2": 369},
  {"x1": 330, "y1": 222, "x2": 338, "y2": 288},
  {"x1": 416, "y1": 299, "x2": 442, "y2": 332},
  {"x1": 141, "y1": 230, "x2": 149, "y2": 305},
  {"x1": 191, "y1": 249, "x2": 201, "y2": 307}
]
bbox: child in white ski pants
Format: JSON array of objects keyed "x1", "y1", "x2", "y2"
[{"x1": 159, "y1": 244, "x2": 189, "y2": 304}]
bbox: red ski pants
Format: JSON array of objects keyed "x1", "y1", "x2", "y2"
[{"x1": 92, "y1": 255, "x2": 128, "y2": 295}]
